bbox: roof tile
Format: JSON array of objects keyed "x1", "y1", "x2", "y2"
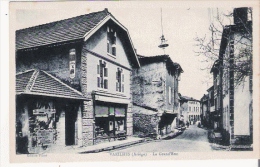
[
  {"x1": 16, "y1": 9, "x2": 109, "y2": 50},
  {"x1": 16, "y1": 70, "x2": 86, "y2": 100}
]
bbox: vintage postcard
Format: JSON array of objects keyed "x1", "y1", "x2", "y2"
[{"x1": 4, "y1": 0, "x2": 260, "y2": 165}]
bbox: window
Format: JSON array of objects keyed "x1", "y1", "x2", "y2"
[
  {"x1": 107, "y1": 26, "x2": 116, "y2": 56},
  {"x1": 116, "y1": 68, "x2": 124, "y2": 92},
  {"x1": 69, "y1": 48, "x2": 76, "y2": 79},
  {"x1": 168, "y1": 87, "x2": 172, "y2": 104},
  {"x1": 97, "y1": 60, "x2": 108, "y2": 89}
]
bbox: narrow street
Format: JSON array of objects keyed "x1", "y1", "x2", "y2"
[{"x1": 110, "y1": 125, "x2": 212, "y2": 152}]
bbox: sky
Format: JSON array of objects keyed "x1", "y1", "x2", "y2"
[{"x1": 11, "y1": 1, "x2": 248, "y2": 100}]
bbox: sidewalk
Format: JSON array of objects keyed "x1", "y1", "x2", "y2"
[
  {"x1": 161, "y1": 129, "x2": 184, "y2": 140},
  {"x1": 43, "y1": 137, "x2": 145, "y2": 154},
  {"x1": 78, "y1": 137, "x2": 145, "y2": 154}
]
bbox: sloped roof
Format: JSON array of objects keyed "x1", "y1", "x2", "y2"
[
  {"x1": 16, "y1": 9, "x2": 109, "y2": 50},
  {"x1": 133, "y1": 105, "x2": 158, "y2": 115},
  {"x1": 179, "y1": 95, "x2": 199, "y2": 102},
  {"x1": 138, "y1": 55, "x2": 184, "y2": 73},
  {"x1": 219, "y1": 21, "x2": 252, "y2": 58},
  {"x1": 16, "y1": 69, "x2": 86, "y2": 100},
  {"x1": 16, "y1": 8, "x2": 140, "y2": 67}
]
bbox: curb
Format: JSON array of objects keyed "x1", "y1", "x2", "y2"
[{"x1": 78, "y1": 138, "x2": 145, "y2": 154}]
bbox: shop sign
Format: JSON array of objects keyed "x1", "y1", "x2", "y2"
[
  {"x1": 37, "y1": 129, "x2": 55, "y2": 145},
  {"x1": 33, "y1": 108, "x2": 56, "y2": 116},
  {"x1": 69, "y1": 49, "x2": 76, "y2": 79}
]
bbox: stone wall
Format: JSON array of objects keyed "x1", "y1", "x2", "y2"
[
  {"x1": 132, "y1": 105, "x2": 159, "y2": 135},
  {"x1": 127, "y1": 71, "x2": 134, "y2": 136},
  {"x1": 16, "y1": 43, "x2": 82, "y2": 91},
  {"x1": 81, "y1": 45, "x2": 95, "y2": 146},
  {"x1": 132, "y1": 62, "x2": 166, "y2": 110},
  {"x1": 82, "y1": 100, "x2": 94, "y2": 146},
  {"x1": 127, "y1": 103, "x2": 133, "y2": 136}
]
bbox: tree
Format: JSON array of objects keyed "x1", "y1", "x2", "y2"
[{"x1": 194, "y1": 8, "x2": 252, "y2": 87}]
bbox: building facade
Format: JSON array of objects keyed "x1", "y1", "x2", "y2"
[
  {"x1": 210, "y1": 7, "x2": 253, "y2": 145},
  {"x1": 179, "y1": 96, "x2": 201, "y2": 125},
  {"x1": 132, "y1": 55, "x2": 183, "y2": 137},
  {"x1": 221, "y1": 8, "x2": 252, "y2": 145},
  {"x1": 210, "y1": 60, "x2": 222, "y2": 130},
  {"x1": 200, "y1": 94, "x2": 209, "y2": 128},
  {"x1": 15, "y1": 9, "x2": 140, "y2": 154}
]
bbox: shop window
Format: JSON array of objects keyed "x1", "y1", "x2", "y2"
[
  {"x1": 94, "y1": 103, "x2": 126, "y2": 140},
  {"x1": 116, "y1": 68, "x2": 124, "y2": 93},
  {"x1": 97, "y1": 60, "x2": 108, "y2": 89},
  {"x1": 107, "y1": 26, "x2": 116, "y2": 56}
]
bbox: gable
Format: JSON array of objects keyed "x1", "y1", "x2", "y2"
[{"x1": 84, "y1": 22, "x2": 136, "y2": 69}]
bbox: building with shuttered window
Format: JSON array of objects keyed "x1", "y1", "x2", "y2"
[
  {"x1": 15, "y1": 8, "x2": 140, "y2": 154},
  {"x1": 132, "y1": 55, "x2": 183, "y2": 137}
]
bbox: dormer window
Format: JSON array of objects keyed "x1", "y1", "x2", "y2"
[{"x1": 107, "y1": 26, "x2": 116, "y2": 56}]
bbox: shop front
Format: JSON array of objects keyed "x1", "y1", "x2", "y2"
[
  {"x1": 92, "y1": 92, "x2": 130, "y2": 144},
  {"x1": 94, "y1": 102, "x2": 127, "y2": 143},
  {"x1": 16, "y1": 96, "x2": 83, "y2": 154},
  {"x1": 16, "y1": 70, "x2": 87, "y2": 154}
]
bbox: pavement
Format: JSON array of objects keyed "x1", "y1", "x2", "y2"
[
  {"x1": 78, "y1": 137, "x2": 145, "y2": 154},
  {"x1": 42, "y1": 137, "x2": 145, "y2": 154}
]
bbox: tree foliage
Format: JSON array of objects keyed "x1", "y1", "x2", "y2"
[{"x1": 194, "y1": 8, "x2": 252, "y2": 87}]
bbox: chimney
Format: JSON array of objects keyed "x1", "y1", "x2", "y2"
[{"x1": 233, "y1": 7, "x2": 248, "y2": 25}]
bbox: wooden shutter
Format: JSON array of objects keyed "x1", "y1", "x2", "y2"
[
  {"x1": 97, "y1": 64, "x2": 100, "y2": 74},
  {"x1": 104, "y1": 68, "x2": 108, "y2": 77},
  {"x1": 116, "y1": 82, "x2": 119, "y2": 91},
  {"x1": 104, "y1": 79, "x2": 108, "y2": 89},
  {"x1": 97, "y1": 77, "x2": 100, "y2": 88}
]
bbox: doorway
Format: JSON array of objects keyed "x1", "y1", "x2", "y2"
[{"x1": 65, "y1": 106, "x2": 77, "y2": 146}]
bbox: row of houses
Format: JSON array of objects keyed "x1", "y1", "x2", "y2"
[
  {"x1": 179, "y1": 95, "x2": 201, "y2": 126},
  {"x1": 200, "y1": 7, "x2": 253, "y2": 146},
  {"x1": 15, "y1": 8, "x2": 183, "y2": 154}
]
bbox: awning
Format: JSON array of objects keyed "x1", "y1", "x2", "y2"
[
  {"x1": 93, "y1": 90, "x2": 130, "y2": 104},
  {"x1": 16, "y1": 69, "x2": 87, "y2": 100},
  {"x1": 164, "y1": 109, "x2": 178, "y2": 115}
]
